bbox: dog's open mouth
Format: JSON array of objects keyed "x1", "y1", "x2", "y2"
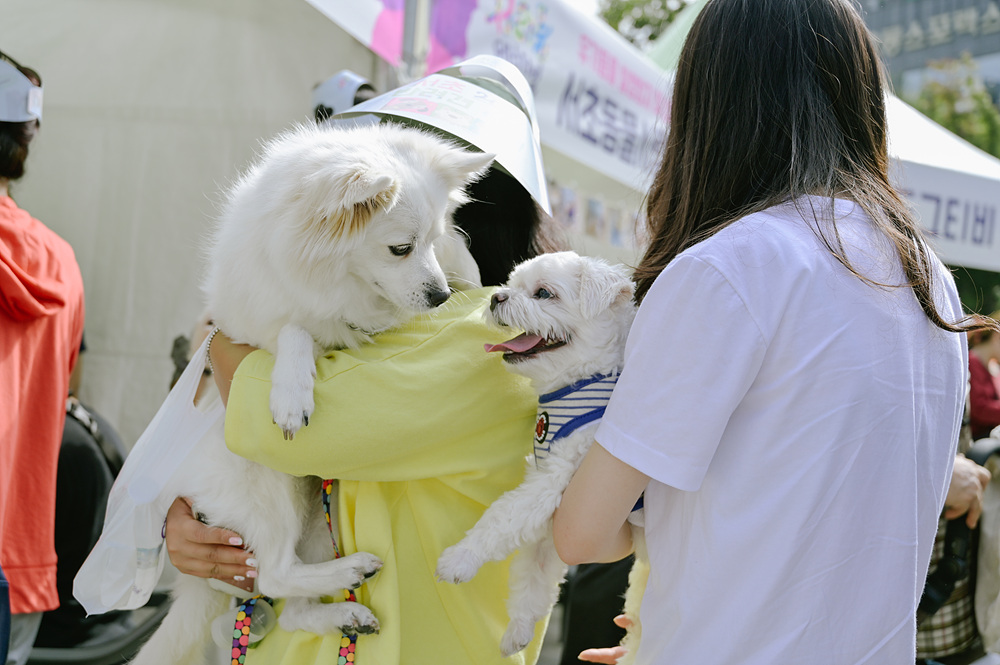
[{"x1": 484, "y1": 332, "x2": 567, "y2": 362}]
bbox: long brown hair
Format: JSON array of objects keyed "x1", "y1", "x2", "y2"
[{"x1": 634, "y1": 0, "x2": 993, "y2": 334}]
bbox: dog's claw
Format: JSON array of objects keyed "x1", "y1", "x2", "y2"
[
  {"x1": 302, "y1": 413, "x2": 309, "y2": 427},
  {"x1": 349, "y1": 566, "x2": 382, "y2": 589},
  {"x1": 340, "y1": 612, "x2": 380, "y2": 636}
]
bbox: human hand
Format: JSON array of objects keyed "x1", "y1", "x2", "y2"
[
  {"x1": 944, "y1": 455, "x2": 991, "y2": 528},
  {"x1": 165, "y1": 496, "x2": 257, "y2": 592},
  {"x1": 577, "y1": 615, "x2": 631, "y2": 664}
]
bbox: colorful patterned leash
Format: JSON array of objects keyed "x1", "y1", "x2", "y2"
[
  {"x1": 229, "y1": 595, "x2": 274, "y2": 665},
  {"x1": 322, "y1": 478, "x2": 358, "y2": 665}
]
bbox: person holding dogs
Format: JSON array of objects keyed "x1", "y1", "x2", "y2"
[
  {"x1": 163, "y1": 68, "x2": 563, "y2": 664},
  {"x1": 552, "y1": 1, "x2": 998, "y2": 663}
]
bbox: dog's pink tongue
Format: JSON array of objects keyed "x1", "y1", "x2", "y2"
[{"x1": 484, "y1": 333, "x2": 544, "y2": 354}]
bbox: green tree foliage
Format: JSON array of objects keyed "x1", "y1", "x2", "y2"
[
  {"x1": 910, "y1": 54, "x2": 1000, "y2": 157},
  {"x1": 951, "y1": 266, "x2": 1000, "y2": 317},
  {"x1": 906, "y1": 55, "x2": 1000, "y2": 315},
  {"x1": 598, "y1": 0, "x2": 695, "y2": 48}
]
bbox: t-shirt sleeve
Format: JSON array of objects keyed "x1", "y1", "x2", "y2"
[{"x1": 595, "y1": 254, "x2": 767, "y2": 491}]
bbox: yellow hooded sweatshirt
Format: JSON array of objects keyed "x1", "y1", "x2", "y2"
[{"x1": 225, "y1": 288, "x2": 546, "y2": 665}]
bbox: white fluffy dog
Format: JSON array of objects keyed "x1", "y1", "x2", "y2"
[
  {"x1": 131, "y1": 122, "x2": 493, "y2": 665},
  {"x1": 435, "y1": 250, "x2": 640, "y2": 656}
]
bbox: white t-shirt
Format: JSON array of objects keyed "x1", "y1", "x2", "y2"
[{"x1": 596, "y1": 197, "x2": 968, "y2": 665}]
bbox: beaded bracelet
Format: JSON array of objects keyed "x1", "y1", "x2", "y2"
[{"x1": 205, "y1": 326, "x2": 222, "y2": 375}]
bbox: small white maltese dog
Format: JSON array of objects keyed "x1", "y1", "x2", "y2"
[{"x1": 435, "y1": 250, "x2": 643, "y2": 657}]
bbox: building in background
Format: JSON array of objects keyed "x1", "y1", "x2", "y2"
[{"x1": 861, "y1": 0, "x2": 1000, "y2": 101}]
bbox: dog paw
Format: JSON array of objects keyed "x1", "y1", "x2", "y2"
[
  {"x1": 339, "y1": 603, "x2": 380, "y2": 636},
  {"x1": 435, "y1": 545, "x2": 483, "y2": 584},
  {"x1": 269, "y1": 383, "x2": 314, "y2": 440},
  {"x1": 500, "y1": 620, "x2": 535, "y2": 657},
  {"x1": 341, "y1": 552, "x2": 383, "y2": 589}
]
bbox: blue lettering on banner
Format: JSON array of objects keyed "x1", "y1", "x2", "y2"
[
  {"x1": 919, "y1": 193, "x2": 996, "y2": 248},
  {"x1": 556, "y1": 72, "x2": 646, "y2": 168}
]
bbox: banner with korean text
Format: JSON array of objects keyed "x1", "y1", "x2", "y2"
[{"x1": 886, "y1": 95, "x2": 1000, "y2": 272}]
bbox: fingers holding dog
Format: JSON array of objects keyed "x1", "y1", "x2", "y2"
[
  {"x1": 944, "y1": 455, "x2": 992, "y2": 528},
  {"x1": 165, "y1": 496, "x2": 257, "y2": 592}
]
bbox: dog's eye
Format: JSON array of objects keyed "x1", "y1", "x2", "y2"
[
  {"x1": 534, "y1": 287, "x2": 553, "y2": 300},
  {"x1": 389, "y1": 244, "x2": 413, "y2": 257}
]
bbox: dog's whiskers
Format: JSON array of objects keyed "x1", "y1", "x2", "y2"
[{"x1": 446, "y1": 275, "x2": 481, "y2": 290}]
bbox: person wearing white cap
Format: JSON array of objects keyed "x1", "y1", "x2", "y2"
[
  {"x1": 162, "y1": 58, "x2": 564, "y2": 664},
  {"x1": 311, "y1": 70, "x2": 377, "y2": 124},
  {"x1": 0, "y1": 51, "x2": 85, "y2": 665}
]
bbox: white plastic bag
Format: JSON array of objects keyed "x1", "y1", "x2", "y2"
[{"x1": 73, "y1": 335, "x2": 224, "y2": 614}]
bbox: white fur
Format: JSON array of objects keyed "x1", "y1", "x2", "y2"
[
  {"x1": 434, "y1": 251, "x2": 644, "y2": 657},
  {"x1": 205, "y1": 121, "x2": 493, "y2": 436},
  {"x1": 131, "y1": 123, "x2": 493, "y2": 665}
]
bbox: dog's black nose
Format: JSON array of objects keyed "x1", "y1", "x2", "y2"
[
  {"x1": 490, "y1": 292, "x2": 507, "y2": 312},
  {"x1": 428, "y1": 288, "x2": 451, "y2": 308}
]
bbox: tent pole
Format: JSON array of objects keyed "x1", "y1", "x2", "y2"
[{"x1": 402, "y1": 0, "x2": 430, "y2": 82}]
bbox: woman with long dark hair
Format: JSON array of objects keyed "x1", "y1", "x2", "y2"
[{"x1": 553, "y1": 1, "x2": 996, "y2": 662}]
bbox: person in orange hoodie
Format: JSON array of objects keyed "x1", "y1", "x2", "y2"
[{"x1": 0, "y1": 50, "x2": 84, "y2": 665}]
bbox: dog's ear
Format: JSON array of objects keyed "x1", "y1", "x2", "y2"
[
  {"x1": 435, "y1": 149, "x2": 496, "y2": 189},
  {"x1": 317, "y1": 169, "x2": 399, "y2": 238},
  {"x1": 330, "y1": 166, "x2": 399, "y2": 235},
  {"x1": 578, "y1": 259, "x2": 635, "y2": 319}
]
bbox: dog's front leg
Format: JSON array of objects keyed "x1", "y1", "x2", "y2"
[
  {"x1": 270, "y1": 323, "x2": 317, "y2": 439},
  {"x1": 254, "y1": 528, "x2": 382, "y2": 598},
  {"x1": 500, "y1": 532, "x2": 568, "y2": 657},
  {"x1": 436, "y1": 454, "x2": 578, "y2": 584}
]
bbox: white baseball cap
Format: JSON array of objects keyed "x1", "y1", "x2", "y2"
[
  {"x1": 0, "y1": 57, "x2": 42, "y2": 123},
  {"x1": 312, "y1": 70, "x2": 373, "y2": 119},
  {"x1": 333, "y1": 56, "x2": 550, "y2": 214}
]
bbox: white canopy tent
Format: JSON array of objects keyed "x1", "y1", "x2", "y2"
[{"x1": 886, "y1": 95, "x2": 1000, "y2": 272}]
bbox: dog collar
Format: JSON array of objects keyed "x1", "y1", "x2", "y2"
[{"x1": 533, "y1": 373, "x2": 618, "y2": 468}]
